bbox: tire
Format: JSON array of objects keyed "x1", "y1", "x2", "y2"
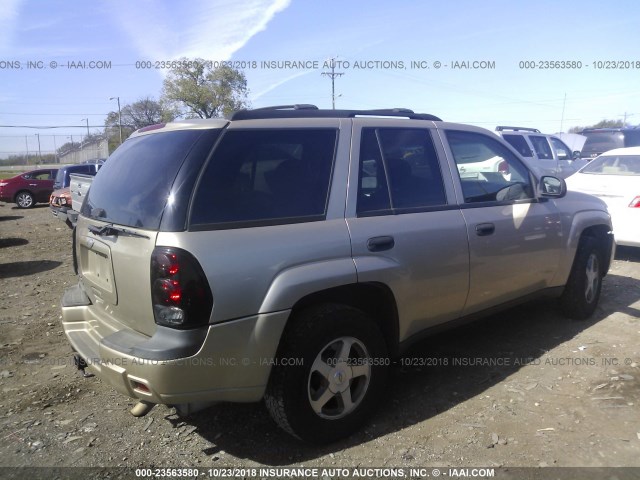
[
  {"x1": 15, "y1": 191, "x2": 34, "y2": 209},
  {"x1": 560, "y1": 236, "x2": 604, "y2": 320},
  {"x1": 265, "y1": 304, "x2": 389, "y2": 443}
]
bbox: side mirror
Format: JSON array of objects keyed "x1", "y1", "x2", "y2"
[
  {"x1": 572, "y1": 151, "x2": 581, "y2": 160},
  {"x1": 540, "y1": 176, "x2": 566, "y2": 198}
]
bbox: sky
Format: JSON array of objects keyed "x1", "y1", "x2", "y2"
[{"x1": 1, "y1": 0, "x2": 640, "y2": 159}]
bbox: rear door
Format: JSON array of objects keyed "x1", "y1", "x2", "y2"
[
  {"x1": 26, "y1": 169, "x2": 56, "y2": 202},
  {"x1": 346, "y1": 119, "x2": 469, "y2": 341},
  {"x1": 442, "y1": 128, "x2": 563, "y2": 315}
]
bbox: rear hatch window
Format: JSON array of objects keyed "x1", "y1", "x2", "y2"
[
  {"x1": 581, "y1": 132, "x2": 625, "y2": 158},
  {"x1": 81, "y1": 129, "x2": 208, "y2": 230}
]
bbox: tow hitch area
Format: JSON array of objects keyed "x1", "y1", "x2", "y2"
[{"x1": 73, "y1": 353, "x2": 94, "y2": 378}]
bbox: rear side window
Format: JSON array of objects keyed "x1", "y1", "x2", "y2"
[
  {"x1": 357, "y1": 128, "x2": 447, "y2": 216},
  {"x1": 190, "y1": 129, "x2": 337, "y2": 228},
  {"x1": 529, "y1": 136, "x2": 553, "y2": 160},
  {"x1": 502, "y1": 134, "x2": 532, "y2": 157},
  {"x1": 82, "y1": 129, "x2": 206, "y2": 229}
]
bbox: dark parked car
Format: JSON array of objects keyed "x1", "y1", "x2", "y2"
[
  {"x1": 52, "y1": 161, "x2": 104, "y2": 190},
  {"x1": 580, "y1": 127, "x2": 640, "y2": 160},
  {"x1": 0, "y1": 168, "x2": 58, "y2": 208}
]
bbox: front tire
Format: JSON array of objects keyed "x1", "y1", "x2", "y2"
[
  {"x1": 15, "y1": 191, "x2": 34, "y2": 209},
  {"x1": 265, "y1": 304, "x2": 389, "y2": 443},
  {"x1": 560, "y1": 236, "x2": 604, "y2": 320}
]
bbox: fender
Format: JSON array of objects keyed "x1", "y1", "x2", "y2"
[
  {"x1": 551, "y1": 197, "x2": 613, "y2": 287},
  {"x1": 259, "y1": 258, "x2": 357, "y2": 313}
]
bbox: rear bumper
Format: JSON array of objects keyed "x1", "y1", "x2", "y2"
[{"x1": 61, "y1": 283, "x2": 289, "y2": 405}]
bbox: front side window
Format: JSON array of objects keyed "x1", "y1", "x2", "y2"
[
  {"x1": 550, "y1": 137, "x2": 572, "y2": 160},
  {"x1": 190, "y1": 129, "x2": 337, "y2": 227},
  {"x1": 446, "y1": 130, "x2": 533, "y2": 203},
  {"x1": 529, "y1": 136, "x2": 553, "y2": 160},
  {"x1": 357, "y1": 128, "x2": 447, "y2": 215}
]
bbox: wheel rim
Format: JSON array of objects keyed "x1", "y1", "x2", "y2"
[
  {"x1": 17, "y1": 192, "x2": 33, "y2": 208},
  {"x1": 307, "y1": 336, "x2": 371, "y2": 420},
  {"x1": 584, "y1": 252, "x2": 600, "y2": 304}
]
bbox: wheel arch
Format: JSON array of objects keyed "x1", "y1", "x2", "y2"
[{"x1": 286, "y1": 282, "x2": 400, "y2": 357}]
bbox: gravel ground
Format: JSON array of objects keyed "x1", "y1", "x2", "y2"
[{"x1": 1, "y1": 204, "x2": 639, "y2": 474}]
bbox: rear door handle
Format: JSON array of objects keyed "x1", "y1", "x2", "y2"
[
  {"x1": 367, "y1": 236, "x2": 395, "y2": 252},
  {"x1": 475, "y1": 223, "x2": 495, "y2": 236}
]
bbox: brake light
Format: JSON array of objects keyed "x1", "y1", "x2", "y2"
[
  {"x1": 629, "y1": 196, "x2": 640, "y2": 208},
  {"x1": 498, "y1": 160, "x2": 510, "y2": 175},
  {"x1": 151, "y1": 247, "x2": 213, "y2": 329}
]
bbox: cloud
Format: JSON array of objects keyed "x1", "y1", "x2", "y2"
[
  {"x1": 0, "y1": 0, "x2": 23, "y2": 53},
  {"x1": 109, "y1": 0, "x2": 291, "y2": 61}
]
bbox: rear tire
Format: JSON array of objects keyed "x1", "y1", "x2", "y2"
[
  {"x1": 560, "y1": 236, "x2": 603, "y2": 320},
  {"x1": 15, "y1": 191, "x2": 34, "y2": 209},
  {"x1": 265, "y1": 304, "x2": 389, "y2": 443}
]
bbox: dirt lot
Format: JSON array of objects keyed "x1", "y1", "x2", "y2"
[{"x1": 1, "y1": 204, "x2": 639, "y2": 473}]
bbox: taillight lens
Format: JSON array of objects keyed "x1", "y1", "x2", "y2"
[
  {"x1": 498, "y1": 160, "x2": 510, "y2": 175},
  {"x1": 151, "y1": 247, "x2": 213, "y2": 329},
  {"x1": 629, "y1": 196, "x2": 640, "y2": 208}
]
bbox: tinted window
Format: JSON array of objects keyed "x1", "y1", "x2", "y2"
[
  {"x1": 357, "y1": 128, "x2": 446, "y2": 215},
  {"x1": 190, "y1": 129, "x2": 337, "y2": 227},
  {"x1": 580, "y1": 154, "x2": 640, "y2": 175},
  {"x1": 582, "y1": 132, "x2": 625, "y2": 156},
  {"x1": 82, "y1": 129, "x2": 206, "y2": 229},
  {"x1": 529, "y1": 136, "x2": 553, "y2": 160},
  {"x1": 502, "y1": 134, "x2": 532, "y2": 157},
  {"x1": 446, "y1": 130, "x2": 533, "y2": 203}
]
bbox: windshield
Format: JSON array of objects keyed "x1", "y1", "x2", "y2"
[
  {"x1": 82, "y1": 129, "x2": 207, "y2": 229},
  {"x1": 580, "y1": 154, "x2": 640, "y2": 175}
]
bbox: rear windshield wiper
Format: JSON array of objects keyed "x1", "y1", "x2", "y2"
[{"x1": 88, "y1": 223, "x2": 150, "y2": 239}]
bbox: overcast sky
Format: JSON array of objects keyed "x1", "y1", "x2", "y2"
[{"x1": 1, "y1": 0, "x2": 639, "y2": 157}]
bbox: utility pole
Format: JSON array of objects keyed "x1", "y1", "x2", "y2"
[
  {"x1": 322, "y1": 58, "x2": 344, "y2": 109},
  {"x1": 35, "y1": 133, "x2": 42, "y2": 164},
  {"x1": 82, "y1": 118, "x2": 90, "y2": 138},
  {"x1": 110, "y1": 96, "x2": 123, "y2": 144},
  {"x1": 25, "y1": 136, "x2": 29, "y2": 164}
]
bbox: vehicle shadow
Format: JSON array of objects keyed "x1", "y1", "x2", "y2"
[
  {"x1": 176, "y1": 273, "x2": 640, "y2": 463},
  {"x1": 0, "y1": 215, "x2": 24, "y2": 222},
  {"x1": 0, "y1": 237, "x2": 29, "y2": 248},
  {"x1": 0, "y1": 260, "x2": 62, "y2": 279}
]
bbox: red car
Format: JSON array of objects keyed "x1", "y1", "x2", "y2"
[{"x1": 0, "y1": 168, "x2": 58, "y2": 208}]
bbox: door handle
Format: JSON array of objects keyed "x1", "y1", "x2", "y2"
[
  {"x1": 475, "y1": 223, "x2": 495, "y2": 236},
  {"x1": 367, "y1": 236, "x2": 395, "y2": 252}
]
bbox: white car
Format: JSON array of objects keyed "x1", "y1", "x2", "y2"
[{"x1": 566, "y1": 147, "x2": 640, "y2": 247}]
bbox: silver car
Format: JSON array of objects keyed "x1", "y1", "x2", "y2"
[{"x1": 61, "y1": 105, "x2": 614, "y2": 443}]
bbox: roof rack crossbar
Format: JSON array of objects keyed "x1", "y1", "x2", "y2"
[
  {"x1": 230, "y1": 106, "x2": 441, "y2": 121},
  {"x1": 496, "y1": 126, "x2": 541, "y2": 133}
]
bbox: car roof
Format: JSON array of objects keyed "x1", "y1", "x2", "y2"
[{"x1": 598, "y1": 146, "x2": 640, "y2": 156}]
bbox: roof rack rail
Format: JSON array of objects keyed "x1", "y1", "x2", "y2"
[
  {"x1": 230, "y1": 106, "x2": 442, "y2": 121},
  {"x1": 249, "y1": 104, "x2": 319, "y2": 112},
  {"x1": 495, "y1": 126, "x2": 541, "y2": 133}
]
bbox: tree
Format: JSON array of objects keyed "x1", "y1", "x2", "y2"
[
  {"x1": 104, "y1": 97, "x2": 176, "y2": 152},
  {"x1": 569, "y1": 119, "x2": 625, "y2": 133},
  {"x1": 161, "y1": 59, "x2": 249, "y2": 118}
]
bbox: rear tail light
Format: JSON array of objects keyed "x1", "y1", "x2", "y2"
[
  {"x1": 498, "y1": 160, "x2": 510, "y2": 175},
  {"x1": 629, "y1": 196, "x2": 640, "y2": 208},
  {"x1": 151, "y1": 247, "x2": 213, "y2": 329}
]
